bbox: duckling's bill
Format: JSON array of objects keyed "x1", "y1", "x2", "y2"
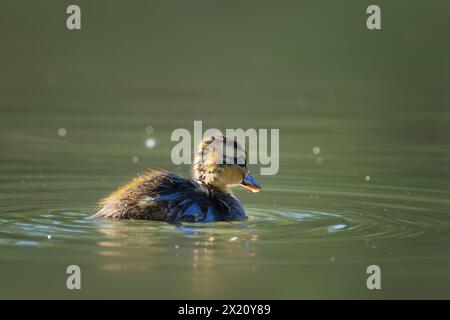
[{"x1": 240, "y1": 172, "x2": 261, "y2": 193}]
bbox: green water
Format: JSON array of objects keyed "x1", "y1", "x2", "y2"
[{"x1": 1, "y1": 1, "x2": 449, "y2": 299}]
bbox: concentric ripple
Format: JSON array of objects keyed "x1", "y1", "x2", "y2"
[{"x1": 0, "y1": 196, "x2": 448, "y2": 250}]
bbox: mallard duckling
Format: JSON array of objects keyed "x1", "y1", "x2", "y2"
[{"x1": 90, "y1": 136, "x2": 261, "y2": 222}]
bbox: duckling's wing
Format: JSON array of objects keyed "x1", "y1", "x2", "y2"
[{"x1": 153, "y1": 172, "x2": 213, "y2": 222}]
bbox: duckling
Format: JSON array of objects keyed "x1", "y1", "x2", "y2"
[{"x1": 90, "y1": 136, "x2": 261, "y2": 222}]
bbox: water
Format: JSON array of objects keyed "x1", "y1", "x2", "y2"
[{"x1": 1, "y1": 1, "x2": 450, "y2": 299}]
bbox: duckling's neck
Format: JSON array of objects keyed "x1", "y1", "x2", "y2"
[
  {"x1": 196, "y1": 179, "x2": 231, "y2": 195},
  {"x1": 192, "y1": 168, "x2": 230, "y2": 194}
]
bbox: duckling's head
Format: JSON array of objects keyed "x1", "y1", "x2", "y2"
[{"x1": 192, "y1": 136, "x2": 261, "y2": 193}]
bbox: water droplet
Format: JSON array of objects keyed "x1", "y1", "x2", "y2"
[
  {"x1": 328, "y1": 224, "x2": 347, "y2": 232},
  {"x1": 145, "y1": 138, "x2": 156, "y2": 149},
  {"x1": 57, "y1": 128, "x2": 67, "y2": 137},
  {"x1": 132, "y1": 156, "x2": 139, "y2": 163},
  {"x1": 312, "y1": 146, "x2": 321, "y2": 155}
]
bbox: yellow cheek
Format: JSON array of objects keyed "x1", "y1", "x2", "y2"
[{"x1": 223, "y1": 168, "x2": 244, "y2": 185}]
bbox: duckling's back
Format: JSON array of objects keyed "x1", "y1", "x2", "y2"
[{"x1": 90, "y1": 170, "x2": 246, "y2": 222}]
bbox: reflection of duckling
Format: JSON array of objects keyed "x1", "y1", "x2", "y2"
[{"x1": 90, "y1": 136, "x2": 261, "y2": 222}]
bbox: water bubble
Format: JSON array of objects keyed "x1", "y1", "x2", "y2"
[
  {"x1": 328, "y1": 224, "x2": 347, "y2": 232},
  {"x1": 312, "y1": 146, "x2": 321, "y2": 155},
  {"x1": 229, "y1": 236, "x2": 238, "y2": 242},
  {"x1": 365, "y1": 175, "x2": 371, "y2": 181},
  {"x1": 57, "y1": 128, "x2": 67, "y2": 137},
  {"x1": 132, "y1": 156, "x2": 139, "y2": 163},
  {"x1": 47, "y1": 235, "x2": 52, "y2": 239},
  {"x1": 145, "y1": 126, "x2": 154, "y2": 135},
  {"x1": 145, "y1": 138, "x2": 156, "y2": 149}
]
